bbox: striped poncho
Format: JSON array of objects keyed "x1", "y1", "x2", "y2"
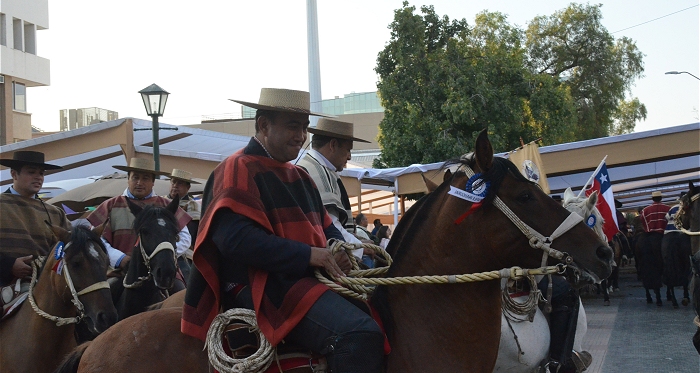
[{"x1": 181, "y1": 138, "x2": 333, "y2": 345}]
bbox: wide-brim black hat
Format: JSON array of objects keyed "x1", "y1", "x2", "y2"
[{"x1": 0, "y1": 151, "x2": 62, "y2": 170}]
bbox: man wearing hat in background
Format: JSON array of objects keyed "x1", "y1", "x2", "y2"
[
  {"x1": 636, "y1": 190, "x2": 670, "y2": 306},
  {"x1": 641, "y1": 191, "x2": 670, "y2": 234},
  {"x1": 0, "y1": 151, "x2": 71, "y2": 288},
  {"x1": 165, "y1": 168, "x2": 202, "y2": 282},
  {"x1": 182, "y1": 88, "x2": 384, "y2": 373},
  {"x1": 297, "y1": 118, "x2": 376, "y2": 265},
  {"x1": 87, "y1": 158, "x2": 192, "y2": 275}
]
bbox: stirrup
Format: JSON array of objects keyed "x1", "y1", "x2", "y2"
[{"x1": 571, "y1": 350, "x2": 592, "y2": 372}]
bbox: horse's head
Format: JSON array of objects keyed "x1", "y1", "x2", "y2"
[
  {"x1": 46, "y1": 224, "x2": 117, "y2": 336},
  {"x1": 562, "y1": 187, "x2": 607, "y2": 244},
  {"x1": 127, "y1": 197, "x2": 180, "y2": 290},
  {"x1": 392, "y1": 129, "x2": 612, "y2": 285}
]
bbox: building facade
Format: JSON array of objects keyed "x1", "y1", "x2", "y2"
[
  {"x1": 0, "y1": 0, "x2": 50, "y2": 145},
  {"x1": 60, "y1": 107, "x2": 119, "y2": 131}
]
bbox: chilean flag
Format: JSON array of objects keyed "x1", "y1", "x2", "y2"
[{"x1": 585, "y1": 162, "x2": 619, "y2": 242}]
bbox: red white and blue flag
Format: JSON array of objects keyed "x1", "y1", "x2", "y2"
[{"x1": 585, "y1": 161, "x2": 618, "y2": 242}]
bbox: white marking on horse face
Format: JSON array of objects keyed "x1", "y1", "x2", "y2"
[
  {"x1": 157, "y1": 218, "x2": 166, "y2": 227},
  {"x1": 88, "y1": 243, "x2": 101, "y2": 259}
]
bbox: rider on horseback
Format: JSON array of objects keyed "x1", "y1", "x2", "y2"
[
  {"x1": 181, "y1": 88, "x2": 384, "y2": 373},
  {"x1": 86, "y1": 159, "x2": 192, "y2": 272},
  {"x1": 0, "y1": 152, "x2": 70, "y2": 305}
]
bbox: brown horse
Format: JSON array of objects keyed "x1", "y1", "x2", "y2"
[
  {"x1": 0, "y1": 225, "x2": 116, "y2": 373},
  {"x1": 54, "y1": 130, "x2": 612, "y2": 373}
]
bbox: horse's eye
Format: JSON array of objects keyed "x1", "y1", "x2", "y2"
[{"x1": 517, "y1": 192, "x2": 532, "y2": 203}]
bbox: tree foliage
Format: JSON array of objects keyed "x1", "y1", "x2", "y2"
[{"x1": 375, "y1": 2, "x2": 644, "y2": 168}]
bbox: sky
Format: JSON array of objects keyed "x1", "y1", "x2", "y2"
[{"x1": 28, "y1": 0, "x2": 700, "y2": 135}]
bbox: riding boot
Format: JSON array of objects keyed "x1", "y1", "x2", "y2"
[
  {"x1": 321, "y1": 330, "x2": 384, "y2": 373},
  {"x1": 547, "y1": 287, "x2": 591, "y2": 373}
]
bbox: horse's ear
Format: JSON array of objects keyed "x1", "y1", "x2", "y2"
[
  {"x1": 443, "y1": 169, "x2": 452, "y2": 183},
  {"x1": 92, "y1": 217, "x2": 110, "y2": 237},
  {"x1": 126, "y1": 197, "x2": 143, "y2": 217},
  {"x1": 166, "y1": 195, "x2": 180, "y2": 215},
  {"x1": 563, "y1": 187, "x2": 575, "y2": 203},
  {"x1": 689, "y1": 181, "x2": 697, "y2": 196},
  {"x1": 473, "y1": 128, "x2": 493, "y2": 173},
  {"x1": 45, "y1": 220, "x2": 71, "y2": 243},
  {"x1": 586, "y1": 190, "x2": 598, "y2": 210},
  {"x1": 421, "y1": 173, "x2": 439, "y2": 194}
]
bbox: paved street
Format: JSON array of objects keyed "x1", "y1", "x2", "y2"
[{"x1": 580, "y1": 269, "x2": 699, "y2": 372}]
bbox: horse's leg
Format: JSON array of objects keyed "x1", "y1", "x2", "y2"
[
  {"x1": 611, "y1": 266, "x2": 620, "y2": 291},
  {"x1": 668, "y1": 286, "x2": 679, "y2": 309},
  {"x1": 666, "y1": 285, "x2": 673, "y2": 301},
  {"x1": 601, "y1": 279, "x2": 610, "y2": 306},
  {"x1": 694, "y1": 328, "x2": 700, "y2": 355},
  {"x1": 654, "y1": 288, "x2": 663, "y2": 307},
  {"x1": 682, "y1": 282, "x2": 691, "y2": 307},
  {"x1": 645, "y1": 288, "x2": 653, "y2": 304}
]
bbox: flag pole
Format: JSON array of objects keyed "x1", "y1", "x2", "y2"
[{"x1": 577, "y1": 155, "x2": 608, "y2": 198}]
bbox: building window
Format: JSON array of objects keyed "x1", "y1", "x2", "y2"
[
  {"x1": 12, "y1": 18, "x2": 22, "y2": 51},
  {"x1": 24, "y1": 21, "x2": 35, "y2": 54},
  {"x1": 0, "y1": 14, "x2": 6, "y2": 46},
  {"x1": 13, "y1": 82, "x2": 26, "y2": 112}
]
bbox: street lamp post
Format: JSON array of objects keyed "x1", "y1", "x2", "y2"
[
  {"x1": 665, "y1": 71, "x2": 700, "y2": 80},
  {"x1": 138, "y1": 84, "x2": 170, "y2": 173}
]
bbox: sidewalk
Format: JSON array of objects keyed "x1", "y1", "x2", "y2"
[{"x1": 580, "y1": 269, "x2": 699, "y2": 372}]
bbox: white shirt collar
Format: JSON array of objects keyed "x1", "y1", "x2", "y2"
[
  {"x1": 123, "y1": 187, "x2": 155, "y2": 200},
  {"x1": 9, "y1": 186, "x2": 38, "y2": 199},
  {"x1": 308, "y1": 149, "x2": 337, "y2": 172}
]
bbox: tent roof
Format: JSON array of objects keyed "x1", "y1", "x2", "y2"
[{"x1": 2, "y1": 118, "x2": 697, "y2": 213}]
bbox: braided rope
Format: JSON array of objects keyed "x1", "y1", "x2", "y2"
[
  {"x1": 27, "y1": 257, "x2": 83, "y2": 326},
  {"x1": 205, "y1": 308, "x2": 274, "y2": 373},
  {"x1": 315, "y1": 241, "x2": 564, "y2": 301},
  {"x1": 501, "y1": 276, "x2": 543, "y2": 322}
]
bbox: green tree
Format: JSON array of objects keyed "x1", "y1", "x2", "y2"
[
  {"x1": 525, "y1": 3, "x2": 645, "y2": 139},
  {"x1": 375, "y1": 3, "x2": 579, "y2": 167},
  {"x1": 611, "y1": 98, "x2": 647, "y2": 135}
]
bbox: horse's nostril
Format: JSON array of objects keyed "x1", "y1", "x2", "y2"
[
  {"x1": 596, "y1": 245, "x2": 613, "y2": 261},
  {"x1": 97, "y1": 311, "x2": 117, "y2": 331}
]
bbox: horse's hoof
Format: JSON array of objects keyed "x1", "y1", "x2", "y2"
[
  {"x1": 656, "y1": 301, "x2": 663, "y2": 307},
  {"x1": 683, "y1": 298, "x2": 690, "y2": 306},
  {"x1": 673, "y1": 303, "x2": 679, "y2": 309},
  {"x1": 604, "y1": 300, "x2": 610, "y2": 306}
]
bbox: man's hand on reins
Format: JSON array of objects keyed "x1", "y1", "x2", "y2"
[
  {"x1": 310, "y1": 247, "x2": 346, "y2": 278},
  {"x1": 11, "y1": 255, "x2": 34, "y2": 278}
]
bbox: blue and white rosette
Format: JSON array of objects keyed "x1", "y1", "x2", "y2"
[
  {"x1": 449, "y1": 173, "x2": 490, "y2": 203},
  {"x1": 54, "y1": 241, "x2": 65, "y2": 260},
  {"x1": 585, "y1": 214, "x2": 597, "y2": 228}
]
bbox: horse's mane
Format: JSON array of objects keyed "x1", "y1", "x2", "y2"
[
  {"x1": 37, "y1": 226, "x2": 107, "y2": 276},
  {"x1": 372, "y1": 155, "x2": 531, "y2": 334},
  {"x1": 132, "y1": 204, "x2": 179, "y2": 235}
]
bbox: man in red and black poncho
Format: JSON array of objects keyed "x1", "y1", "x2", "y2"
[{"x1": 181, "y1": 88, "x2": 384, "y2": 373}]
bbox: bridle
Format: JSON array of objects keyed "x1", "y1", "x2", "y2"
[
  {"x1": 458, "y1": 164, "x2": 582, "y2": 270},
  {"x1": 28, "y1": 241, "x2": 111, "y2": 326},
  {"x1": 122, "y1": 235, "x2": 176, "y2": 289},
  {"x1": 675, "y1": 193, "x2": 700, "y2": 236}
]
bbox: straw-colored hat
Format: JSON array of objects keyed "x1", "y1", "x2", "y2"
[
  {"x1": 230, "y1": 88, "x2": 333, "y2": 118},
  {"x1": 113, "y1": 158, "x2": 170, "y2": 176},
  {"x1": 0, "y1": 151, "x2": 62, "y2": 170},
  {"x1": 167, "y1": 169, "x2": 201, "y2": 184},
  {"x1": 651, "y1": 191, "x2": 663, "y2": 198},
  {"x1": 308, "y1": 118, "x2": 370, "y2": 143}
]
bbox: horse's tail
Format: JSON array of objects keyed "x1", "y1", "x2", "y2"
[{"x1": 53, "y1": 341, "x2": 90, "y2": 373}]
